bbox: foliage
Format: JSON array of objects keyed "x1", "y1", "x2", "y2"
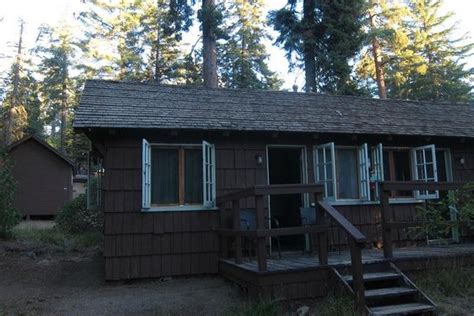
[
  {"x1": 232, "y1": 300, "x2": 279, "y2": 316},
  {"x1": 12, "y1": 226, "x2": 102, "y2": 251},
  {"x1": 409, "y1": 183, "x2": 474, "y2": 241},
  {"x1": 219, "y1": 0, "x2": 282, "y2": 90},
  {"x1": 315, "y1": 292, "x2": 359, "y2": 316},
  {"x1": 0, "y1": 149, "x2": 21, "y2": 238},
  {"x1": 269, "y1": 0, "x2": 366, "y2": 94},
  {"x1": 357, "y1": 0, "x2": 473, "y2": 101},
  {"x1": 415, "y1": 265, "x2": 474, "y2": 298},
  {"x1": 55, "y1": 194, "x2": 103, "y2": 234}
]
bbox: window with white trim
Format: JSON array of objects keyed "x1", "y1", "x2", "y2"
[
  {"x1": 411, "y1": 144, "x2": 438, "y2": 199},
  {"x1": 370, "y1": 143, "x2": 384, "y2": 201},
  {"x1": 142, "y1": 139, "x2": 216, "y2": 210},
  {"x1": 315, "y1": 143, "x2": 371, "y2": 201}
]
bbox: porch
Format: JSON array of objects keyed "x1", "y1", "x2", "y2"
[{"x1": 216, "y1": 182, "x2": 474, "y2": 314}]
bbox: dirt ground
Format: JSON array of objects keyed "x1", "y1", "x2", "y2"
[{"x1": 0, "y1": 240, "x2": 246, "y2": 315}]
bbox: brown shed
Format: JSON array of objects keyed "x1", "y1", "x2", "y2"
[{"x1": 7, "y1": 135, "x2": 74, "y2": 218}]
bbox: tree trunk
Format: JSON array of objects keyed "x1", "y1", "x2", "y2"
[
  {"x1": 302, "y1": 0, "x2": 317, "y2": 93},
  {"x1": 202, "y1": 0, "x2": 218, "y2": 88},
  {"x1": 369, "y1": 5, "x2": 387, "y2": 99},
  {"x1": 154, "y1": 0, "x2": 161, "y2": 82},
  {"x1": 60, "y1": 81, "x2": 67, "y2": 153},
  {"x1": 4, "y1": 21, "x2": 24, "y2": 146}
]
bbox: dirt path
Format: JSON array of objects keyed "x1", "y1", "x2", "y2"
[{"x1": 0, "y1": 241, "x2": 246, "y2": 315}]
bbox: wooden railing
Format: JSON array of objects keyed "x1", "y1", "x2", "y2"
[
  {"x1": 217, "y1": 183, "x2": 367, "y2": 311},
  {"x1": 379, "y1": 181, "x2": 469, "y2": 258}
]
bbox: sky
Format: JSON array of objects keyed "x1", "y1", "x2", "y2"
[{"x1": 1, "y1": 0, "x2": 473, "y2": 90}]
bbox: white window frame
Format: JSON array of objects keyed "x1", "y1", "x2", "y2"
[
  {"x1": 411, "y1": 144, "x2": 439, "y2": 199},
  {"x1": 371, "y1": 143, "x2": 384, "y2": 201},
  {"x1": 141, "y1": 139, "x2": 217, "y2": 212},
  {"x1": 314, "y1": 142, "x2": 336, "y2": 200},
  {"x1": 358, "y1": 143, "x2": 371, "y2": 201}
]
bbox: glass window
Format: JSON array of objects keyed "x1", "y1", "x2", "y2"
[{"x1": 336, "y1": 148, "x2": 359, "y2": 199}]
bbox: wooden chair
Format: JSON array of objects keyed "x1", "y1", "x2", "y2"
[{"x1": 240, "y1": 209, "x2": 282, "y2": 260}]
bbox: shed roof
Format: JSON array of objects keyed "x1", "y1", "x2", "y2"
[
  {"x1": 7, "y1": 135, "x2": 75, "y2": 168},
  {"x1": 74, "y1": 79, "x2": 474, "y2": 139}
]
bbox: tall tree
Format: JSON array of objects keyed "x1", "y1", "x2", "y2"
[
  {"x1": 200, "y1": 0, "x2": 220, "y2": 87},
  {"x1": 2, "y1": 20, "x2": 27, "y2": 146},
  {"x1": 36, "y1": 26, "x2": 77, "y2": 152},
  {"x1": 270, "y1": 0, "x2": 365, "y2": 94},
  {"x1": 219, "y1": 0, "x2": 281, "y2": 90}
]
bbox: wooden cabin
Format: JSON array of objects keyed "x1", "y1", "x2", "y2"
[
  {"x1": 7, "y1": 135, "x2": 74, "y2": 218},
  {"x1": 75, "y1": 80, "x2": 474, "y2": 314}
]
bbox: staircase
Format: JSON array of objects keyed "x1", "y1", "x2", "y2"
[{"x1": 333, "y1": 262, "x2": 436, "y2": 315}]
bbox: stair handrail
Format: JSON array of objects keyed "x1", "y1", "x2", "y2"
[{"x1": 317, "y1": 201, "x2": 367, "y2": 313}]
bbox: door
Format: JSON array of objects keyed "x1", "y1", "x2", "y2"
[{"x1": 267, "y1": 146, "x2": 308, "y2": 252}]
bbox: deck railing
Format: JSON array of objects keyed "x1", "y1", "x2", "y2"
[
  {"x1": 217, "y1": 183, "x2": 367, "y2": 311},
  {"x1": 379, "y1": 181, "x2": 471, "y2": 258}
]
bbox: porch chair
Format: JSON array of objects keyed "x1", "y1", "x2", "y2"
[
  {"x1": 240, "y1": 209, "x2": 282, "y2": 261},
  {"x1": 299, "y1": 207, "x2": 316, "y2": 253}
]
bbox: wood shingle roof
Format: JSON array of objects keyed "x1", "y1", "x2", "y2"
[{"x1": 74, "y1": 80, "x2": 474, "y2": 138}]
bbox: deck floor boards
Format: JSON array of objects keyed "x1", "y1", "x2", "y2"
[{"x1": 221, "y1": 243, "x2": 474, "y2": 273}]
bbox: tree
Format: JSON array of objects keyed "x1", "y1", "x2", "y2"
[
  {"x1": 270, "y1": 0, "x2": 365, "y2": 94},
  {"x1": 395, "y1": 0, "x2": 473, "y2": 101},
  {"x1": 2, "y1": 20, "x2": 28, "y2": 146},
  {"x1": 36, "y1": 25, "x2": 77, "y2": 152},
  {"x1": 79, "y1": 0, "x2": 194, "y2": 83},
  {"x1": 219, "y1": 0, "x2": 281, "y2": 89},
  {"x1": 200, "y1": 0, "x2": 221, "y2": 87},
  {"x1": 0, "y1": 148, "x2": 21, "y2": 237}
]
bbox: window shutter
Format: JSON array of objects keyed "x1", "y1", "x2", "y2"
[
  {"x1": 411, "y1": 144, "x2": 438, "y2": 199},
  {"x1": 371, "y1": 143, "x2": 384, "y2": 200},
  {"x1": 358, "y1": 144, "x2": 371, "y2": 201},
  {"x1": 314, "y1": 142, "x2": 336, "y2": 200},
  {"x1": 142, "y1": 139, "x2": 151, "y2": 209},
  {"x1": 202, "y1": 141, "x2": 216, "y2": 208}
]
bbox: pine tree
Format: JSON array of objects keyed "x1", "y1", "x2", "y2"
[
  {"x1": 270, "y1": 0, "x2": 365, "y2": 94},
  {"x1": 36, "y1": 25, "x2": 77, "y2": 152},
  {"x1": 200, "y1": 0, "x2": 221, "y2": 87},
  {"x1": 395, "y1": 0, "x2": 473, "y2": 101},
  {"x1": 219, "y1": 0, "x2": 281, "y2": 90}
]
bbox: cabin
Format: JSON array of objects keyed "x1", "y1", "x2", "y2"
[
  {"x1": 74, "y1": 80, "x2": 474, "y2": 314},
  {"x1": 7, "y1": 135, "x2": 74, "y2": 218}
]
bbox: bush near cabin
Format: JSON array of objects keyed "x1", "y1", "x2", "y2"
[
  {"x1": 0, "y1": 148, "x2": 21, "y2": 238},
  {"x1": 55, "y1": 194, "x2": 103, "y2": 234}
]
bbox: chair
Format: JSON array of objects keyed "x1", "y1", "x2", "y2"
[
  {"x1": 240, "y1": 209, "x2": 282, "y2": 261},
  {"x1": 299, "y1": 207, "x2": 316, "y2": 253}
]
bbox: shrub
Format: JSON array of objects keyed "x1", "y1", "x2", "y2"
[
  {"x1": 55, "y1": 194, "x2": 103, "y2": 234},
  {"x1": 0, "y1": 149, "x2": 21, "y2": 238}
]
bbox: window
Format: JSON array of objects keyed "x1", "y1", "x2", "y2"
[
  {"x1": 370, "y1": 144, "x2": 384, "y2": 200},
  {"x1": 315, "y1": 143, "x2": 371, "y2": 201},
  {"x1": 142, "y1": 140, "x2": 216, "y2": 210},
  {"x1": 411, "y1": 145, "x2": 438, "y2": 199}
]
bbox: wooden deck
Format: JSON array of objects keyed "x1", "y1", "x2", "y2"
[
  {"x1": 221, "y1": 243, "x2": 474, "y2": 273},
  {"x1": 219, "y1": 243, "x2": 474, "y2": 300}
]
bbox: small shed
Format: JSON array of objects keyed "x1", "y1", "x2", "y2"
[{"x1": 7, "y1": 135, "x2": 74, "y2": 218}]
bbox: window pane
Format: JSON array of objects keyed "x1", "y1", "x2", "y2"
[
  {"x1": 425, "y1": 149, "x2": 433, "y2": 163},
  {"x1": 336, "y1": 149, "x2": 359, "y2": 199},
  {"x1": 393, "y1": 150, "x2": 412, "y2": 197},
  {"x1": 327, "y1": 180, "x2": 334, "y2": 197},
  {"x1": 185, "y1": 149, "x2": 203, "y2": 204},
  {"x1": 436, "y1": 150, "x2": 447, "y2": 181},
  {"x1": 151, "y1": 148, "x2": 179, "y2": 205},
  {"x1": 325, "y1": 163, "x2": 333, "y2": 180}
]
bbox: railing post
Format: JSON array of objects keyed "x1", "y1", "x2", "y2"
[
  {"x1": 380, "y1": 184, "x2": 393, "y2": 258},
  {"x1": 255, "y1": 194, "x2": 267, "y2": 272},
  {"x1": 220, "y1": 205, "x2": 229, "y2": 259},
  {"x1": 315, "y1": 192, "x2": 328, "y2": 265},
  {"x1": 350, "y1": 239, "x2": 366, "y2": 314},
  {"x1": 232, "y1": 198, "x2": 242, "y2": 264}
]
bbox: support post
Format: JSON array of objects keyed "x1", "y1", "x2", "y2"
[
  {"x1": 255, "y1": 194, "x2": 267, "y2": 272},
  {"x1": 232, "y1": 199, "x2": 242, "y2": 264},
  {"x1": 219, "y1": 206, "x2": 229, "y2": 259},
  {"x1": 350, "y1": 240, "x2": 366, "y2": 313},
  {"x1": 380, "y1": 185, "x2": 393, "y2": 258},
  {"x1": 314, "y1": 192, "x2": 328, "y2": 265}
]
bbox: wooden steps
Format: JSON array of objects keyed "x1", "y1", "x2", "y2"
[{"x1": 334, "y1": 262, "x2": 436, "y2": 315}]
